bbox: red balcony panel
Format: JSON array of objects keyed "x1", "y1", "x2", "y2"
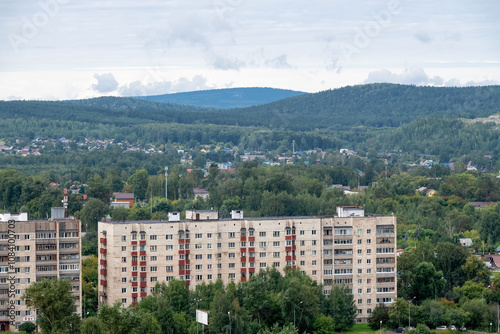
[
  {"x1": 249, "y1": 257, "x2": 255, "y2": 262},
  {"x1": 241, "y1": 267, "x2": 246, "y2": 273},
  {"x1": 241, "y1": 277, "x2": 247, "y2": 282},
  {"x1": 140, "y1": 272, "x2": 147, "y2": 277},
  {"x1": 286, "y1": 256, "x2": 292, "y2": 261},
  {"x1": 292, "y1": 256, "x2": 296, "y2": 260},
  {"x1": 285, "y1": 247, "x2": 292, "y2": 252},
  {"x1": 132, "y1": 302, "x2": 137, "y2": 306},
  {"x1": 132, "y1": 271, "x2": 138, "y2": 276},
  {"x1": 248, "y1": 247, "x2": 255, "y2": 252},
  {"x1": 131, "y1": 241, "x2": 137, "y2": 245},
  {"x1": 140, "y1": 261, "x2": 146, "y2": 266},
  {"x1": 179, "y1": 260, "x2": 185, "y2": 266},
  {"x1": 186, "y1": 259, "x2": 190, "y2": 265},
  {"x1": 179, "y1": 250, "x2": 185, "y2": 255},
  {"x1": 292, "y1": 235, "x2": 296, "y2": 240},
  {"x1": 178, "y1": 239, "x2": 184, "y2": 244},
  {"x1": 185, "y1": 250, "x2": 190, "y2": 255},
  {"x1": 179, "y1": 270, "x2": 186, "y2": 275},
  {"x1": 240, "y1": 257, "x2": 246, "y2": 262},
  {"x1": 100, "y1": 280, "x2": 107, "y2": 287},
  {"x1": 140, "y1": 292, "x2": 147, "y2": 298},
  {"x1": 131, "y1": 251, "x2": 138, "y2": 256},
  {"x1": 100, "y1": 259, "x2": 107, "y2": 266},
  {"x1": 240, "y1": 236, "x2": 246, "y2": 242},
  {"x1": 100, "y1": 269, "x2": 107, "y2": 276},
  {"x1": 132, "y1": 293, "x2": 138, "y2": 298},
  {"x1": 140, "y1": 282, "x2": 147, "y2": 287},
  {"x1": 292, "y1": 245, "x2": 296, "y2": 251},
  {"x1": 292, "y1": 266, "x2": 297, "y2": 270},
  {"x1": 240, "y1": 248, "x2": 246, "y2": 253},
  {"x1": 100, "y1": 238, "x2": 107, "y2": 244},
  {"x1": 185, "y1": 281, "x2": 190, "y2": 286},
  {"x1": 186, "y1": 270, "x2": 190, "y2": 275},
  {"x1": 132, "y1": 282, "x2": 138, "y2": 287},
  {"x1": 248, "y1": 237, "x2": 255, "y2": 242},
  {"x1": 185, "y1": 239, "x2": 190, "y2": 243},
  {"x1": 99, "y1": 248, "x2": 107, "y2": 254},
  {"x1": 140, "y1": 240, "x2": 146, "y2": 245},
  {"x1": 140, "y1": 251, "x2": 146, "y2": 256},
  {"x1": 132, "y1": 261, "x2": 138, "y2": 266},
  {"x1": 285, "y1": 236, "x2": 292, "y2": 240},
  {"x1": 249, "y1": 268, "x2": 255, "y2": 273}
]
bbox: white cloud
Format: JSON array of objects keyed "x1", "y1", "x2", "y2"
[
  {"x1": 414, "y1": 31, "x2": 433, "y2": 44},
  {"x1": 118, "y1": 75, "x2": 211, "y2": 96},
  {"x1": 91, "y1": 73, "x2": 119, "y2": 93}
]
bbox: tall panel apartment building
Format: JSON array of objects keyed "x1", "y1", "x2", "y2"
[
  {"x1": 98, "y1": 207, "x2": 396, "y2": 323},
  {"x1": 0, "y1": 214, "x2": 82, "y2": 332}
]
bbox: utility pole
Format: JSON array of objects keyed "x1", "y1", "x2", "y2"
[{"x1": 165, "y1": 166, "x2": 168, "y2": 200}]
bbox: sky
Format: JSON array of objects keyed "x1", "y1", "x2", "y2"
[{"x1": 0, "y1": 0, "x2": 499, "y2": 100}]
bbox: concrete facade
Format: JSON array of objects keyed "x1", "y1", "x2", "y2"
[
  {"x1": 98, "y1": 208, "x2": 396, "y2": 323},
  {"x1": 0, "y1": 218, "x2": 82, "y2": 331}
]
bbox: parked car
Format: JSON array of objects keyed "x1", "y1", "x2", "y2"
[
  {"x1": 395, "y1": 327, "x2": 406, "y2": 333},
  {"x1": 450, "y1": 325, "x2": 457, "y2": 331},
  {"x1": 460, "y1": 326, "x2": 467, "y2": 331},
  {"x1": 437, "y1": 326, "x2": 448, "y2": 330}
]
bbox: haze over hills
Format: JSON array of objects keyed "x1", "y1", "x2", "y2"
[{"x1": 132, "y1": 87, "x2": 307, "y2": 109}]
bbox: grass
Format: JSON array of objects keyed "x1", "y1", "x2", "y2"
[{"x1": 343, "y1": 323, "x2": 378, "y2": 333}]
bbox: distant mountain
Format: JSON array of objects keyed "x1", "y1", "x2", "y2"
[{"x1": 133, "y1": 87, "x2": 307, "y2": 109}]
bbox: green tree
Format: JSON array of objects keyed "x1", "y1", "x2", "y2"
[
  {"x1": 327, "y1": 284, "x2": 357, "y2": 331},
  {"x1": 462, "y1": 255, "x2": 491, "y2": 285},
  {"x1": 82, "y1": 255, "x2": 98, "y2": 317},
  {"x1": 18, "y1": 322, "x2": 36, "y2": 334},
  {"x1": 128, "y1": 169, "x2": 149, "y2": 200},
  {"x1": 111, "y1": 206, "x2": 128, "y2": 221},
  {"x1": 22, "y1": 278, "x2": 80, "y2": 334},
  {"x1": 312, "y1": 314, "x2": 335, "y2": 334},
  {"x1": 368, "y1": 304, "x2": 390, "y2": 330},
  {"x1": 80, "y1": 317, "x2": 106, "y2": 334},
  {"x1": 97, "y1": 302, "x2": 141, "y2": 334},
  {"x1": 77, "y1": 197, "x2": 108, "y2": 231}
]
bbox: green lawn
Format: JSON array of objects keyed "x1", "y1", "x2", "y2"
[{"x1": 343, "y1": 324, "x2": 378, "y2": 333}]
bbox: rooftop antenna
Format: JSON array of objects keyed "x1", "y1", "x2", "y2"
[
  {"x1": 292, "y1": 140, "x2": 295, "y2": 155},
  {"x1": 62, "y1": 187, "x2": 68, "y2": 218}
]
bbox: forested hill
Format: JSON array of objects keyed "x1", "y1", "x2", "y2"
[
  {"x1": 2, "y1": 84, "x2": 499, "y2": 135},
  {"x1": 133, "y1": 87, "x2": 306, "y2": 109}
]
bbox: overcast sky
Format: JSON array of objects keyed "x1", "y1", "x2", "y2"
[{"x1": 1, "y1": 0, "x2": 499, "y2": 100}]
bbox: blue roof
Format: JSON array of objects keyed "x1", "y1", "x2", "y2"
[{"x1": 223, "y1": 148, "x2": 231, "y2": 151}]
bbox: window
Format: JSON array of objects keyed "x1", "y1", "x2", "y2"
[
  {"x1": 312, "y1": 270, "x2": 317, "y2": 276},
  {"x1": 357, "y1": 239, "x2": 362, "y2": 244},
  {"x1": 195, "y1": 265, "x2": 202, "y2": 270},
  {"x1": 358, "y1": 299, "x2": 362, "y2": 304},
  {"x1": 273, "y1": 231, "x2": 280, "y2": 237},
  {"x1": 24, "y1": 245, "x2": 30, "y2": 251},
  {"x1": 151, "y1": 277, "x2": 157, "y2": 282},
  {"x1": 207, "y1": 274, "x2": 213, "y2": 280},
  {"x1": 140, "y1": 266, "x2": 147, "y2": 272},
  {"x1": 207, "y1": 233, "x2": 212, "y2": 238},
  {"x1": 228, "y1": 242, "x2": 235, "y2": 248},
  {"x1": 150, "y1": 256, "x2": 157, "y2": 261},
  {"x1": 367, "y1": 298, "x2": 372, "y2": 304},
  {"x1": 357, "y1": 249, "x2": 362, "y2": 254},
  {"x1": 166, "y1": 276, "x2": 173, "y2": 281},
  {"x1": 358, "y1": 229, "x2": 362, "y2": 235},
  {"x1": 195, "y1": 233, "x2": 202, "y2": 239},
  {"x1": 150, "y1": 266, "x2": 157, "y2": 272},
  {"x1": 122, "y1": 277, "x2": 127, "y2": 283},
  {"x1": 358, "y1": 279, "x2": 362, "y2": 284},
  {"x1": 132, "y1": 245, "x2": 137, "y2": 251},
  {"x1": 273, "y1": 241, "x2": 280, "y2": 247},
  {"x1": 259, "y1": 232, "x2": 266, "y2": 237},
  {"x1": 121, "y1": 257, "x2": 127, "y2": 263},
  {"x1": 207, "y1": 254, "x2": 212, "y2": 260},
  {"x1": 367, "y1": 229, "x2": 371, "y2": 234},
  {"x1": 196, "y1": 275, "x2": 203, "y2": 281},
  {"x1": 241, "y1": 262, "x2": 246, "y2": 268},
  {"x1": 122, "y1": 288, "x2": 127, "y2": 293},
  {"x1": 217, "y1": 243, "x2": 222, "y2": 248},
  {"x1": 259, "y1": 252, "x2": 266, "y2": 258},
  {"x1": 229, "y1": 263, "x2": 235, "y2": 269},
  {"x1": 166, "y1": 266, "x2": 174, "y2": 272},
  {"x1": 300, "y1": 240, "x2": 305, "y2": 246},
  {"x1": 367, "y1": 269, "x2": 372, "y2": 274},
  {"x1": 367, "y1": 279, "x2": 372, "y2": 284},
  {"x1": 312, "y1": 230, "x2": 316, "y2": 235},
  {"x1": 357, "y1": 259, "x2": 362, "y2": 264},
  {"x1": 140, "y1": 233, "x2": 146, "y2": 240},
  {"x1": 312, "y1": 240, "x2": 317, "y2": 246},
  {"x1": 241, "y1": 241, "x2": 246, "y2": 247},
  {"x1": 300, "y1": 251, "x2": 305, "y2": 256},
  {"x1": 273, "y1": 262, "x2": 280, "y2": 267},
  {"x1": 229, "y1": 273, "x2": 236, "y2": 279},
  {"x1": 273, "y1": 252, "x2": 280, "y2": 258},
  {"x1": 367, "y1": 249, "x2": 371, "y2": 254},
  {"x1": 312, "y1": 260, "x2": 317, "y2": 265},
  {"x1": 122, "y1": 267, "x2": 127, "y2": 272},
  {"x1": 324, "y1": 269, "x2": 333, "y2": 275},
  {"x1": 260, "y1": 263, "x2": 267, "y2": 268},
  {"x1": 166, "y1": 255, "x2": 173, "y2": 261},
  {"x1": 195, "y1": 254, "x2": 203, "y2": 260},
  {"x1": 367, "y1": 239, "x2": 371, "y2": 244},
  {"x1": 259, "y1": 242, "x2": 267, "y2": 248},
  {"x1": 358, "y1": 269, "x2": 362, "y2": 274},
  {"x1": 150, "y1": 235, "x2": 157, "y2": 241},
  {"x1": 367, "y1": 259, "x2": 371, "y2": 264},
  {"x1": 195, "y1": 244, "x2": 202, "y2": 249},
  {"x1": 300, "y1": 261, "x2": 305, "y2": 266},
  {"x1": 166, "y1": 234, "x2": 173, "y2": 240},
  {"x1": 229, "y1": 253, "x2": 236, "y2": 258},
  {"x1": 150, "y1": 246, "x2": 157, "y2": 252},
  {"x1": 312, "y1": 250, "x2": 316, "y2": 256},
  {"x1": 166, "y1": 245, "x2": 173, "y2": 251}
]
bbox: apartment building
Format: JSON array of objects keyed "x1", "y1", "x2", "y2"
[
  {"x1": 98, "y1": 207, "x2": 396, "y2": 323},
  {"x1": 0, "y1": 215, "x2": 82, "y2": 332}
]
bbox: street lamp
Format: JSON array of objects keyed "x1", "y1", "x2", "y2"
[
  {"x1": 483, "y1": 285, "x2": 491, "y2": 300},
  {"x1": 294, "y1": 301, "x2": 303, "y2": 329},
  {"x1": 409, "y1": 297, "x2": 416, "y2": 329},
  {"x1": 380, "y1": 320, "x2": 383, "y2": 331},
  {"x1": 490, "y1": 322, "x2": 492, "y2": 333},
  {"x1": 228, "y1": 311, "x2": 231, "y2": 334}
]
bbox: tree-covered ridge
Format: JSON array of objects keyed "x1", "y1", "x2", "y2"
[{"x1": 134, "y1": 87, "x2": 307, "y2": 109}]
